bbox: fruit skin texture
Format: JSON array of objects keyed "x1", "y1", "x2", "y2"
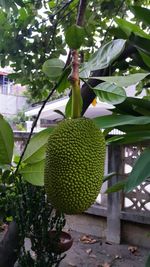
[{"x1": 44, "y1": 117, "x2": 105, "y2": 214}]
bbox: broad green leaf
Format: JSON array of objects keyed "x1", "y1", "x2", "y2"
[
  {"x1": 107, "y1": 131, "x2": 150, "y2": 144},
  {"x1": 13, "y1": 154, "x2": 20, "y2": 164},
  {"x1": 108, "y1": 27, "x2": 127, "y2": 39},
  {"x1": 139, "y1": 52, "x2": 150, "y2": 69},
  {"x1": 103, "y1": 172, "x2": 116, "y2": 183},
  {"x1": 42, "y1": 58, "x2": 65, "y2": 80},
  {"x1": 132, "y1": 106, "x2": 150, "y2": 116},
  {"x1": 130, "y1": 34, "x2": 150, "y2": 56},
  {"x1": 117, "y1": 124, "x2": 150, "y2": 133},
  {"x1": 14, "y1": 0, "x2": 25, "y2": 7},
  {"x1": 94, "y1": 115, "x2": 150, "y2": 129},
  {"x1": 54, "y1": 109, "x2": 65, "y2": 118},
  {"x1": 90, "y1": 73, "x2": 149, "y2": 88},
  {"x1": 21, "y1": 160, "x2": 44, "y2": 186},
  {"x1": 113, "y1": 97, "x2": 150, "y2": 116},
  {"x1": 56, "y1": 67, "x2": 71, "y2": 93},
  {"x1": 80, "y1": 39, "x2": 126, "y2": 78},
  {"x1": 65, "y1": 96, "x2": 72, "y2": 118},
  {"x1": 115, "y1": 17, "x2": 150, "y2": 40},
  {"x1": 0, "y1": 115, "x2": 14, "y2": 164},
  {"x1": 22, "y1": 127, "x2": 54, "y2": 164},
  {"x1": 93, "y1": 82, "x2": 126, "y2": 105},
  {"x1": 124, "y1": 149, "x2": 150, "y2": 193},
  {"x1": 127, "y1": 51, "x2": 150, "y2": 72},
  {"x1": 48, "y1": 1, "x2": 56, "y2": 8},
  {"x1": 19, "y1": 8, "x2": 28, "y2": 21},
  {"x1": 106, "y1": 180, "x2": 126, "y2": 193},
  {"x1": 130, "y1": 6, "x2": 150, "y2": 26},
  {"x1": 0, "y1": 0, "x2": 18, "y2": 12},
  {"x1": 79, "y1": 62, "x2": 91, "y2": 79},
  {"x1": 145, "y1": 255, "x2": 150, "y2": 267},
  {"x1": 65, "y1": 25, "x2": 85, "y2": 49}
]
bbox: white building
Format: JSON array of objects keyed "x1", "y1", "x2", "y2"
[
  {"x1": 25, "y1": 97, "x2": 113, "y2": 131},
  {"x1": 0, "y1": 69, "x2": 27, "y2": 118}
]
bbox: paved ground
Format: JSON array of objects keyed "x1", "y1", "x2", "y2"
[
  {"x1": 59, "y1": 230, "x2": 150, "y2": 267},
  {"x1": 1, "y1": 229, "x2": 149, "y2": 266}
]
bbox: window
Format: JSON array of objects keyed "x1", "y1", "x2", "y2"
[{"x1": 0, "y1": 74, "x2": 12, "y2": 94}]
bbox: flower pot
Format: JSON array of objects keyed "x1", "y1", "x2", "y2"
[{"x1": 48, "y1": 230, "x2": 73, "y2": 253}]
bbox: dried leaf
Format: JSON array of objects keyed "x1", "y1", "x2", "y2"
[
  {"x1": 0, "y1": 224, "x2": 8, "y2": 235},
  {"x1": 115, "y1": 255, "x2": 122, "y2": 259},
  {"x1": 80, "y1": 235, "x2": 97, "y2": 244},
  {"x1": 90, "y1": 253, "x2": 97, "y2": 258},
  {"x1": 80, "y1": 235, "x2": 89, "y2": 241},
  {"x1": 92, "y1": 98, "x2": 97, "y2": 106},
  {"x1": 128, "y1": 246, "x2": 138, "y2": 254},
  {"x1": 68, "y1": 262, "x2": 77, "y2": 267},
  {"x1": 105, "y1": 241, "x2": 112, "y2": 245},
  {"x1": 102, "y1": 262, "x2": 111, "y2": 267},
  {"x1": 86, "y1": 248, "x2": 92, "y2": 254}
]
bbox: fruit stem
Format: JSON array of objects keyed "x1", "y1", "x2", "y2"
[{"x1": 69, "y1": 49, "x2": 82, "y2": 119}]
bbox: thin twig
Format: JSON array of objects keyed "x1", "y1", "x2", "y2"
[
  {"x1": 101, "y1": 0, "x2": 126, "y2": 45},
  {"x1": 76, "y1": 0, "x2": 87, "y2": 26},
  {"x1": 15, "y1": 85, "x2": 57, "y2": 175},
  {"x1": 15, "y1": 0, "x2": 89, "y2": 174},
  {"x1": 15, "y1": 49, "x2": 72, "y2": 175}
]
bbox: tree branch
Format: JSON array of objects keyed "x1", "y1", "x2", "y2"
[{"x1": 76, "y1": 0, "x2": 88, "y2": 26}]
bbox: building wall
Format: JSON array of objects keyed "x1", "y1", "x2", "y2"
[
  {"x1": 65, "y1": 213, "x2": 150, "y2": 248},
  {"x1": 0, "y1": 93, "x2": 27, "y2": 117}
]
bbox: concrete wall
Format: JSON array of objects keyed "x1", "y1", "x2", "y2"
[
  {"x1": 65, "y1": 214, "x2": 107, "y2": 239},
  {"x1": 0, "y1": 93, "x2": 27, "y2": 117},
  {"x1": 122, "y1": 221, "x2": 150, "y2": 248},
  {"x1": 65, "y1": 213, "x2": 150, "y2": 248}
]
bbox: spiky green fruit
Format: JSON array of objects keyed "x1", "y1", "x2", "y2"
[{"x1": 44, "y1": 117, "x2": 105, "y2": 214}]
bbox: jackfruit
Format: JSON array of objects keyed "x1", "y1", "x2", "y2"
[{"x1": 44, "y1": 117, "x2": 105, "y2": 214}]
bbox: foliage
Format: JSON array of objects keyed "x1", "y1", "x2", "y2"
[
  {"x1": 0, "y1": 0, "x2": 149, "y2": 102},
  {"x1": 0, "y1": 0, "x2": 150, "y2": 195},
  {"x1": 0, "y1": 115, "x2": 14, "y2": 164},
  {"x1": 0, "y1": 1, "x2": 150, "y2": 266},
  {"x1": 145, "y1": 254, "x2": 150, "y2": 267},
  {"x1": 0, "y1": 175, "x2": 66, "y2": 266},
  {"x1": 7, "y1": 110, "x2": 29, "y2": 131},
  {"x1": 0, "y1": 120, "x2": 66, "y2": 266}
]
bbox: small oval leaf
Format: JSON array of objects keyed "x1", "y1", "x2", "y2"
[
  {"x1": 65, "y1": 96, "x2": 72, "y2": 118},
  {"x1": 42, "y1": 58, "x2": 65, "y2": 79},
  {"x1": 124, "y1": 148, "x2": 150, "y2": 193},
  {"x1": 65, "y1": 25, "x2": 85, "y2": 49},
  {"x1": 0, "y1": 116, "x2": 14, "y2": 164}
]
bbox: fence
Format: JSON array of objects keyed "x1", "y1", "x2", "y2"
[{"x1": 14, "y1": 132, "x2": 150, "y2": 244}]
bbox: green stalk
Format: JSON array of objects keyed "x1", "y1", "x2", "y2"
[
  {"x1": 70, "y1": 49, "x2": 82, "y2": 119},
  {"x1": 71, "y1": 80, "x2": 81, "y2": 119}
]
